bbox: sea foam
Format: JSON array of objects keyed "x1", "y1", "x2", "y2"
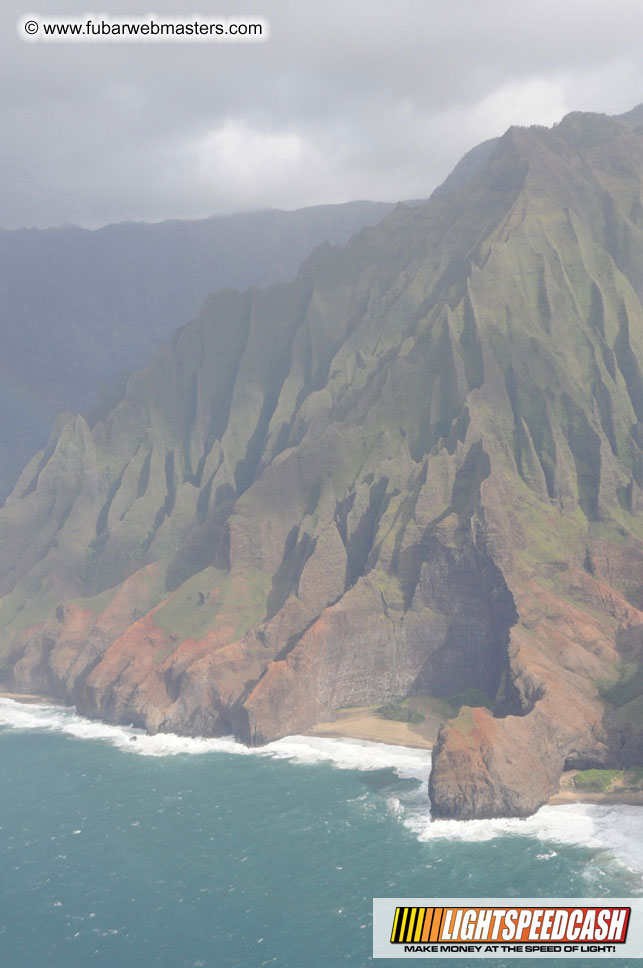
[
  {"x1": 403, "y1": 799, "x2": 643, "y2": 874},
  {"x1": 0, "y1": 697, "x2": 429, "y2": 772},
  {"x1": 2, "y1": 697, "x2": 642, "y2": 875}
]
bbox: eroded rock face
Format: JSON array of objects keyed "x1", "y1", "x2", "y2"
[
  {"x1": 429, "y1": 566, "x2": 642, "y2": 818},
  {"x1": 2, "y1": 110, "x2": 643, "y2": 818},
  {"x1": 429, "y1": 706, "x2": 564, "y2": 819}
]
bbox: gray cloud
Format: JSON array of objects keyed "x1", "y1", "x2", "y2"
[{"x1": 2, "y1": 0, "x2": 642, "y2": 228}]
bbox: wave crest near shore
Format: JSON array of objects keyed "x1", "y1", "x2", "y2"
[{"x1": 2, "y1": 697, "x2": 642, "y2": 877}]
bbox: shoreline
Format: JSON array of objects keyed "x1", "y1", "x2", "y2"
[
  {"x1": 307, "y1": 705, "x2": 643, "y2": 809},
  {"x1": 549, "y1": 770, "x2": 643, "y2": 808},
  {"x1": 3, "y1": 690, "x2": 642, "y2": 809},
  {"x1": 305, "y1": 725, "x2": 433, "y2": 750},
  {"x1": 304, "y1": 696, "x2": 443, "y2": 750},
  {"x1": 0, "y1": 690, "x2": 58, "y2": 705}
]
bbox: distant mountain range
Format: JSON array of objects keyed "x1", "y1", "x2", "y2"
[
  {"x1": 0, "y1": 200, "x2": 395, "y2": 498},
  {"x1": 1, "y1": 108, "x2": 643, "y2": 819}
]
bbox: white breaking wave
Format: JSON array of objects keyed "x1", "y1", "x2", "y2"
[
  {"x1": 394, "y1": 784, "x2": 643, "y2": 878},
  {"x1": 0, "y1": 698, "x2": 250, "y2": 756},
  {"x1": 404, "y1": 800, "x2": 643, "y2": 871},
  {"x1": 2, "y1": 697, "x2": 642, "y2": 875},
  {"x1": 256, "y1": 733, "x2": 430, "y2": 778},
  {"x1": 0, "y1": 697, "x2": 429, "y2": 775}
]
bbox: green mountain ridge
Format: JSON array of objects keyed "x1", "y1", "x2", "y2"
[
  {"x1": 0, "y1": 200, "x2": 395, "y2": 500},
  {"x1": 2, "y1": 109, "x2": 643, "y2": 819}
]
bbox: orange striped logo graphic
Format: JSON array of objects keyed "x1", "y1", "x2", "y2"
[
  {"x1": 390, "y1": 907, "x2": 448, "y2": 944},
  {"x1": 390, "y1": 907, "x2": 631, "y2": 945}
]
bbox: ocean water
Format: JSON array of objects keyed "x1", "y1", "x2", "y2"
[{"x1": 1, "y1": 698, "x2": 642, "y2": 968}]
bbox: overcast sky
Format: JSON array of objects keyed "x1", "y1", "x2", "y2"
[{"x1": 2, "y1": 0, "x2": 643, "y2": 229}]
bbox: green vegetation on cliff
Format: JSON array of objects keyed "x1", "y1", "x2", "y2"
[
  {"x1": 572, "y1": 769, "x2": 620, "y2": 792},
  {"x1": 376, "y1": 699, "x2": 425, "y2": 724}
]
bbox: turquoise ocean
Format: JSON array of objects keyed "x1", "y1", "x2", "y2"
[{"x1": 1, "y1": 698, "x2": 642, "y2": 968}]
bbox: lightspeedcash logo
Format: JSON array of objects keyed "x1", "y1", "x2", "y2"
[
  {"x1": 390, "y1": 905, "x2": 629, "y2": 945},
  {"x1": 373, "y1": 898, "x2": 643, "y2": 959}
]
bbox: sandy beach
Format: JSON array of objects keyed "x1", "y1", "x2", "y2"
[
  {"x1": 305, "y1": 697, "x2": 444, "y2": 750},
  {"x1": 3, "y1": 689, "x2": 642, "y2": 809},
  {"x1": 306, "y1": 700, "x2": 643, "y2": 810},
  {"x1": 549, "y1": 769, "x2": 643, "y2": 807},
  {"x1": 0, "y1": 691, "x2": 56, "y2": 705}
]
